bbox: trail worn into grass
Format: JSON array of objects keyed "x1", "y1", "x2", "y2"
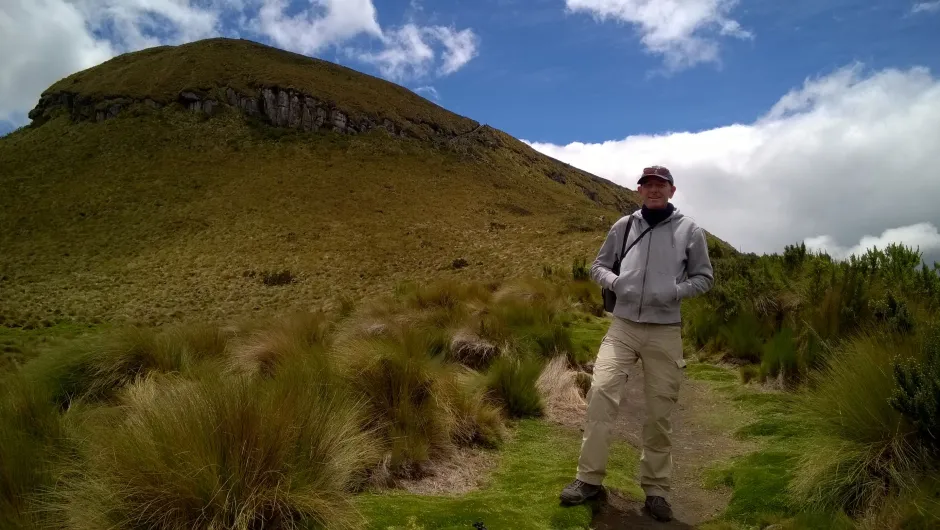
[
  {"x1": 589, "y1": 363, "x2": 756, "y2": 529},
  {"x1": 353, "y1": 419, "x2": 642, "y2": 529}
]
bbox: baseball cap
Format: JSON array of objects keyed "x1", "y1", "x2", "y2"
[{"x1": 637, "y1": 165, "x2": 674, "y2": 185}]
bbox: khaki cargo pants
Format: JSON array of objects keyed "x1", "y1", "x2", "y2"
[{"x1": 576, "y1": 316, "x2": 686, "y2": 498}]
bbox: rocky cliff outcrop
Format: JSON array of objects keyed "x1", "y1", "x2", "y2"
[{"x1": 27, "y1": 85, "x2": 479, "y2": 140}]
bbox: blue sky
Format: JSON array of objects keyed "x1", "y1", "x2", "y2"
[
  {"x1": 321, "y1": 0, "x2": 940, "y2": 145},
  {"x1": 2, "y1": 0, "x2": 940, "y2": 259}
]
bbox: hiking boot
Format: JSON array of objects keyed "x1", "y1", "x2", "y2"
[
  {"x1": 644, "y1": 495, "x2": 673, "y2": 522},
  {"x1": 559, "y1": 479, "x2": 602, "y2": 505}
]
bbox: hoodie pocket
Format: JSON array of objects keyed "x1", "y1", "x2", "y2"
[
  {"x1": 613, "y1": 268, "x2": 644, "y2": 304},
  {"x1": 645, "y1": 272, "x2": 679, "y2": 307}
]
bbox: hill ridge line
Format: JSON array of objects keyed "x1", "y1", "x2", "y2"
[{"x1": 28, "y1": 84, "x2": 482, "y2": 141}]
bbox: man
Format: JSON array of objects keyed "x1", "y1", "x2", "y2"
[{"x1": 559, "y1": 165, "x2": 714, "y2": 522}]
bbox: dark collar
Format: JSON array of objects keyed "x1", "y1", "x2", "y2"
[{"x1": 641, "y1": 203, "x2": 675, "y2": 227}]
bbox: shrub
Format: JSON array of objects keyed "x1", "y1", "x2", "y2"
[
  {"x1": 761, "y1": 327, "x2": 799, "y2": 383},
  {"x1": 564, "y1": 281, "x2": 604, "y2": 317},
  {"x1": 683, "y1": 298, "x2": 722, "y2": 351},
  {"x1": 485, "y1": 354, "x2": 544, "y2": 418},
  {"x1": 790, "y1": 333, "x2": 928, "y2": 516},
  {"x1": 53, "y1": 359, "x2": 379, "y2": 530},
  {"x1": 872, "y1": 291, "x2": 916, "y2": 335},
  {"x1": 719, "y1": 311, "x2": 765, "y2": 363},
  {"x1": 890, "y1": 326, "x2": 940, "y2": 453}
]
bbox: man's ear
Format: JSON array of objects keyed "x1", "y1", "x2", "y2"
[{"x1": 669, "y1": 185, "x2": 676, "y2": 197}]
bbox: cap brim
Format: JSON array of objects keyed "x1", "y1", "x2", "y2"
[{"x1": 638, "y1": 175, "x2": 672, "y2": 184}]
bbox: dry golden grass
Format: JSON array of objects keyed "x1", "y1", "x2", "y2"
[
  {"x1": 1, "y1": 106, "x2": 635, "y2": 330},
  {"x1": 1, "y1": 38, "x2": 649, "y2": 331},
  {"x1": 536, "y1": 355, "x2": 588, "y2": 426}
]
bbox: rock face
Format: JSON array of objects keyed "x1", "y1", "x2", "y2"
[{"x1": 25, "y1": 84, "x2": 454, "y2": 140}]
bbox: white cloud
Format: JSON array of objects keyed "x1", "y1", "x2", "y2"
[
  {"x1": 525, "y1": 64, "x2": 940, "y2": 263},
  {"x1": 358, "y1": 24, "x2": 479, "y2": 81},
  {"x1": 0, "y1": 0, "x2": 114, "y2": 124},
  {"x1": 912, "y1": 1, "x2": 940, "y2": 14},
  {"x1": 414, "y1": 86, "x2": 440, "y2": 100},
  {"x1": 255, "y1": 0, "x2": 381, "y2": 55},
  {"x1": 358, "y1": 24, "x2": 435, "y2": 79},
  {"x1": 805, "y1": 223, "x2": 940, "y2": 262},
  {"x1": 0, "y1": 0, "x2": 478, "y2": 127},
  {"x1": 72, "y1": 0, "x2": 221, "y2": 50},
  {"x1": 565, "y1": 0, "x2": 751, "y2": 71},
  {"x1": 429, "y1": 27, "x2": 479, "y2": 75}
]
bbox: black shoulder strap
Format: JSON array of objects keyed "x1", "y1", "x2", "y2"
[
  {"x1": 618, "y1": 215, "x2": 634, "y2": 259},
  {"x1": 619, "y1": 214, "x2": 653, "y2": 260}
]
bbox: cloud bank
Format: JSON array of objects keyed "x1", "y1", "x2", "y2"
[
  {"x1": 0, "y1": 0, "x2": 478, "y2": 125},
  {"x1": 565, "y1": 0, "x2": 752, "y2": 71},
  {"x1": 526, "y1": 64, "x2": 940, "y2": 264}
]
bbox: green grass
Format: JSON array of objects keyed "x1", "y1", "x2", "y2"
[
  {"x1": 686, "y1": 362, "x2": 738, "y2": 383},
  {"x1": 704, "y1": 450, "x2": 797, "y2": 526},
  {"x1": 568, "y1": 314, "x2": 608, "y2": 365},
  {"x1": 0, "y1": 321, "x2": 106, "y2": 371},
  {"x1": 694, "y1": 374, "x2": 842, "y2": 529},
  {"x1": 353, "y1": 419, "x2": 641, "y2": 530}
]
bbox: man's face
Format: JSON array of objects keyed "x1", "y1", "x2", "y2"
[{"x1": 637, "y1": 177, "x2": 675, "y2": 209}]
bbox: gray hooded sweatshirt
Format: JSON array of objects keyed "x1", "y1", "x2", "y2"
[{"x1": 591, "y1": 207, "x2": 714, "y2": 324}]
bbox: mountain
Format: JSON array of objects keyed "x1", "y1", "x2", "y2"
[{"x1": 0, "y1": 37, "x2": 715, "y2": 329}]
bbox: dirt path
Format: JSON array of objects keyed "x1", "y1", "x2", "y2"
[{"x1": 589, "y1": 362, "x2": 755, "y2": 528}]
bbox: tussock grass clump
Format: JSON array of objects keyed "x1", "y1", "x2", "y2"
[
  {"x1": 476, "y1": 285, "x2": 574, "y2": 361},
  {"x1": 448, "y1": 328, "x2": 499, "y2": 369},
  {"x1": 0, "y1": 377, "x2": 69, "y2": 529},
  {"x1": 17, "y1": 323, "x2": 232, "y2": 407},
  {"x1": 335, "y1": 327, "x2": 462, "y2": 475},
  {"x1": 54, "y1": 358, "x2": 379, "y2": 530},
  {"x1": 444, "y1": 367, "x2": 507, "y2": 449},
  {"x1": 227, "y1": 311, "x2": 333, "y2": 376},
  {"x1": 536, "y1": 356, "x2": 587, "y2": 425},
  {"x1": 486, "y1": 354, "x2": 545, "y2": 418},
  {"x1": 790, "y1": 332, "x2": 928, "y2": 516},
  {"x1": 394, "y1": 280, "x2": 494, "y2": 313},
  {"x1": 1, "y1": 273, "x2": 605, "y2": 528}
]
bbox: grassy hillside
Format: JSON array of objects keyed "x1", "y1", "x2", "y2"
[
  {"x1": 0, "y1": 38, "x2": 655, "y2": 330},
  {"x1": 41, "y1": 37, "x2": 476, "y2": 139}
]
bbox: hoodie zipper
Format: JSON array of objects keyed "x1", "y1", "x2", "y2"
[
  {"x1": 637, "y1": 214, "x2": 676, "y2": 321},
  {"x1": 637, "y1": 231, "x2": 653, "y2": 321}
]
